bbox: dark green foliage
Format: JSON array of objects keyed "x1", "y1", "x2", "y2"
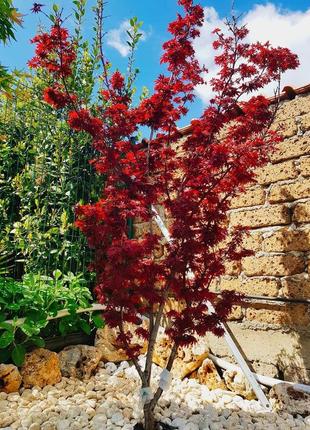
[{"x1": 0, "y1": 1, "x2": 103, "y2": 275}]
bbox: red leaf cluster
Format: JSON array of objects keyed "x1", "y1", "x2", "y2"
[
  {"x1": 28, "y1": 24, "x2": 76, "y2": 77},
  {"x1": 43, "y1": 86, "x2": 77, "y2": 109}
]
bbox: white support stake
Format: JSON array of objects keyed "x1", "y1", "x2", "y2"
[{"x1": 151, "y1": 205, "x2": 272, "y2": 411}]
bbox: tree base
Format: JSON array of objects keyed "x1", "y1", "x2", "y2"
[{"x1": 133, "y1": 422, "x2": 177, "y2": 430}]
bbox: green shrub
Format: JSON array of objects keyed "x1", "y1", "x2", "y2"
[
  {"x1": 0, "y1": 0, "x2": 103, "y2": 275},
  {"x1": 0, "y1": 270, "x2": 104, "y2": 366}
]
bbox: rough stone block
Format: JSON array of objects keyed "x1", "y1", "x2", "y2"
[
  {"x1": 271, "y1": 118, "x2": 297, "y2": 138},
  {"x1": 262, "y1": 227, "x2": 310, "y2": 252},
  {"x1": 58, "y1": 345, "x2": 101, "y2": 379},
  {"x1": 252, "y1": 362, "x2": 279, "y2": 378},
  {"x1": 242, "y1": 231, "x2": 262, "y2": 252},
  {"x1": 283, "y1": 367, "x2": 310, "y2": 384},
  {"x1": 293, "y1": 200, "x2": 310, "y2": 222},
  {"x1": 276, "y1": 96, "x2": 310, "y2": 122},
  {"x1": 227, "y1": 305, "x2": 243, "y2": 321},
  {"x1": 230, "y1": 205, "x2": 290, "y2": 228},
  {"x1": 245, "y1": 303, "x2": 310, "y2": 326},
  {"x1": 219, "y1": 277, "x2": 280, "y2": 296},
  {"x1": 281, "y1": 274, "x2": 310, "y2": 299},
  {"x1": 299, "y1": 112, "x2": 310, "y2": 132},
  {"x1": 299, "y1": 156, "x2": 310, "y2": 177},
  {"x1": 230, "y1": 187, "x2": 265, "y2": 209},
  {"x1": 242, "y1": 255, "x2": 304, "y2": 276},
  {"x1": 270, "y1": 137, "x2": 310, "y2": 163},
  {"x1": 255, "y1": 160, "x2": 298, "y2": 185},
  {"x1": 269, "y1": 179, "x2": 310, "y2": 203},
  {"x1": 205, "y1": 322, "x2": 307, "y2": 370},
  {"x1": 224, "y1": 260, "x2": 241, "y2": 276},
  {"x1": 196, "y1": 358, "x2": 226, "y2": 390},
  {"x1": 21, "y1": 348, "x2": 62, "y2": 388},
  {"x1": 0, "y1": 364, "x2": 21, "y2": 394},
  {"x1": 270, "y1": 382, "x2": 310, "y2": 414}
]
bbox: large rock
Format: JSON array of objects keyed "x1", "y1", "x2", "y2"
[
  {"x1": 196, "y1": 358, "x2": 226, "y2": 390},
  {"x1": 153, "y1": 332, "x2": 208, "y2": 379},
  {"x1": 223, "y1": 369, "x2": 256, "y2": 400},
  {"x1": 21, "y1": 348, "x2": 61, "y2": 388},
  {"x1": 0, "y1": 364, "x2": 22, "y2": 393},
  {"x1": 95, "y1": 325, "x2": 147, "y2": 362},
  {"x1": 58, "y1": 345, "x2": 101, "y2": 379},
  {"x1": 270, "y1": 382, "x2": 310, "y2": 415}
]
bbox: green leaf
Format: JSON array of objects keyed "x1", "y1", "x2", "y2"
[
  {"x1": 25, "y1": 311, "x2": 47, "y2": 325},
  {"x1": 31, "y1": 336, "x2": 45, "y2": 347},
  {"x1": 20, "y1": 322, "x2": 40, "y2": 337},
  {"x1": 91, "y1": 312, "x2": 105, "y2": 329},
  {"x1": 79, "y1": 319, "x2": 91, "y2": 335},
  {"x1": 52, "y1": 4, "x2": 59, "y2": 13},
  {"x1": 0, "y1": 322, "x2": 13, "y2": 332},
  {"x1": 53, "y1": 269, "x2": 62, "y2": 280},
  {"x1": 12, "y1": 344, "x2": 26, "y2": 366},
  {"x1": 0, "y1": 330, "x2": 14, "y2": 348}
]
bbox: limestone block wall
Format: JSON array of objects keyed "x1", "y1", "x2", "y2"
[{"x1": 211, "y1": 91, "x2": 310, "y2": 382}]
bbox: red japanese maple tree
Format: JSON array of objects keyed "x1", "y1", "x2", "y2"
[{"x1": 30, "y1": 1, "x2": 298, "y2": 428}]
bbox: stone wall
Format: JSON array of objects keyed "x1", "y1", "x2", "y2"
[
  {"x1": 210, "y1": 91, "x2": 310, "y2": 383},
  {"x1": 134, "y1": 89, "x2": 310, "y2": 383}
]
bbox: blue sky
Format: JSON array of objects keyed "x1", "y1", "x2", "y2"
[{"x1": 1, "y1": 0, "x2": 310, "y2": 125}]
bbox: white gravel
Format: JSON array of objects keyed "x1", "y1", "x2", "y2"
[{"x1": 0, "y1": 357, "x2": 309, "y2": 430}]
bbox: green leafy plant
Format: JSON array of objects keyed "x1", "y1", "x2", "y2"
[
  {"x1": 0, "y1": 0, "x2": 23, "y2": 93},
  {"x1": 0, "y1": 1, "x2": 103, "y2": 275},
  {"x1": 0, "y1": 243, "x2": 14, "y2": 275},
  {"x1": 0, "y1": 270, "x2": 104, "y2": 365}
]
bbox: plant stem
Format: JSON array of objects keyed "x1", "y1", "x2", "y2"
[{"x1": 143, "y1": 342, "x2": 178, "y2": 430}]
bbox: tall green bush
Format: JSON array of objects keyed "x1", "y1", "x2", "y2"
[{"x1": 0, "y1": 0, "x2": 103, "y2": 276}]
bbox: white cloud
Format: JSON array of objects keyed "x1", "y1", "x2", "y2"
[
  {"x1": 194, "y1": 4, "x2": 310, "y2": 104},
  {"x1": 107, "y1": 20, "x2": 147, "y2": 57}
]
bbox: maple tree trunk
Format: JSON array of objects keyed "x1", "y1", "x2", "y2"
[{"x1": 143, "y1": 403, "x2": 156, "y2": 430}]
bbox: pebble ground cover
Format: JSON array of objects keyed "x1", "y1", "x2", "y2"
[{"x1": 1, "y1": 358, "x2": 309, "y2": 430}]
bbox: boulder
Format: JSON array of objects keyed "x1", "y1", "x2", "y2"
[
  {"x1": 153, "y1": 332, "x2": 208, "y2": 379},
  {"x1": 21, "y1": 348, "x2": 61, "y2": 388},
  {"x1": 223, "y1": 369, "x2": 256, "y2": 400},
  {"x1": 58, "y1": 345, "x2": 101, "y2": 379},
  {"x1": 197, "y1": 358, "x2": 226, "y2": 390},
  {"x1": 0, "y1": 364, "x2": 22, "y2": 393},
  {"x1": 270, "y1": 382, "x2": 310, "y2": 415},
  {"x1": 95, "y1": 325, "x2": 147, "y2": 362}
]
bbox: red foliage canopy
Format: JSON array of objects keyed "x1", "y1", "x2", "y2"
[{"x1": 30, "y1": 0, "x2": 298, "y2": 353}]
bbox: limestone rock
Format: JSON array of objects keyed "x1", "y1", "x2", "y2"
[
  {"x1": 197, "y1": 358, "x2": 226, "y2": 390},
  {"x1": 58, "y1": 345, "x2": 101, "y2": 379},
  {"x1": 270, "y1": 382, "x2": 310, "y2": 415},
  {"x1": 0, "y1": 411, "x2": 16, "y2": 427},
  {"x1": 223, "y1": 369, "x2": 256, "y2": 400},
  {"x1": 153, "y1": 332, "x2": 208, "y2": 379},
  {"x1": 95, "y1": 325, "x2": 147, "y2": 362},
  {"x1": 21, "y1": 348, "x2": 61, "y2": 388},
  {"x1": 0, "y1": 364, "x2": 22, "y2": 393}
]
